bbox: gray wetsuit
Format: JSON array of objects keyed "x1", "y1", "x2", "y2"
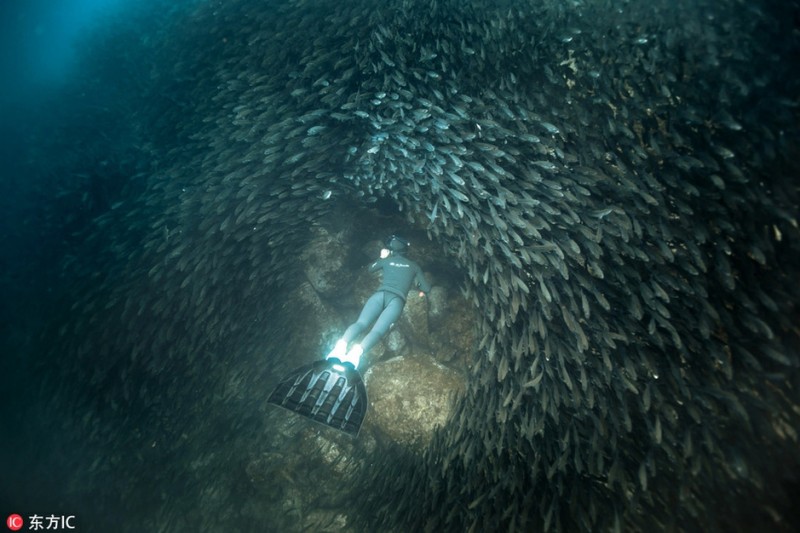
[{"x1": 341, "y1": 253, "x2": 431, "y2": 355}]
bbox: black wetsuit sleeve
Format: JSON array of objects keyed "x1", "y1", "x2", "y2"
[
  {"x1": 368, "y1": 257, "x2": 384, "y2": 273},
  {"x1": 415, "y1": 266, "x2": 432, "y2": 294}
]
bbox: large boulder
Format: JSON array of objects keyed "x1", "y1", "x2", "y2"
[
  {"x1": 301, "y1": 225, "x2": 357, "y2": 300},
  {"x1": 363, "y1": 355, "x2": 465, "y2": 450}
]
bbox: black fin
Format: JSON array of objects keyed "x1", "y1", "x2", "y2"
[{"x1": 267, "y1": 358, "x2": 368, "y2": 436}]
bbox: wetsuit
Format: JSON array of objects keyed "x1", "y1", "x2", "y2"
[{"x1": 341, "y1": 253, "x2": 431, "y2": 355}]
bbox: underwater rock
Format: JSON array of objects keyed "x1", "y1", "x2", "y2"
[
  {"x1": 288, "y1": 281, "x2": 340, "y2": 359},
  {"x1": 426, "y1": 286, "x2": 449, "y2": 326},
  {"x1": 364, "y1": 355, "x2": 465, "y2": 451},
  {"x1": 399, "y1": 289, "x2": 432, "y2": 349},
  {"x1": 301, "y1": 225, "x2": 357, "y2": 299},
  {"x1": 382, "y1": 328, "x2": 409, "y2": 357}
]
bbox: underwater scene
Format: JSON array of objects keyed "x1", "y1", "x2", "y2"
[{"x1": 1, "y1": 0, "x2": 799, "y2": 531}]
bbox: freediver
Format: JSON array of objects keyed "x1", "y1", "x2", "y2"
[
  {"x1": 326, "y1": 234, "x2": 431, "y2": 368},
  {"x1": 266, "y1": 234, "x2": 431, "y2": 435}
]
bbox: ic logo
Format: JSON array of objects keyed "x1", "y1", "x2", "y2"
[{"x1": 6, "y1": 514, "x2": 23, "y2": 531}]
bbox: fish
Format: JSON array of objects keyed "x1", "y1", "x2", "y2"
[{"x1": 31, "y1": 1, "x2": 800, "y2": 532}]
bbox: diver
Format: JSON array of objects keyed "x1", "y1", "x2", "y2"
[
  {"x1": 267, "y1": 234, "x2": 431, "y2": 436},
  {"x1": 326, "y1": 234, "x2": 431, "y2": 368}
]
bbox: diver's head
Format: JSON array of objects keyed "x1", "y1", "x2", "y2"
[{"x1": 386, "y1": 234, "x2": 409, "y2": 255}]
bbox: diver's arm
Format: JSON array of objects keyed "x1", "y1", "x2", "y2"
[
  {"x1": 415, "y1": 267, "x2": 432, "y2": 296},
  {"x1": 368, "y1": 251, "x2": 389, "y2": 273}
]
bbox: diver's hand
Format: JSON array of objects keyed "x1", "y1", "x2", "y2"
[{"x1": 380, "y1": 248, "x2": 390, "y2": 259}]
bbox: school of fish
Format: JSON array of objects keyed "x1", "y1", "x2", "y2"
[{"x1": 31, "y1": 0, "x2": 800, "y2": 530}]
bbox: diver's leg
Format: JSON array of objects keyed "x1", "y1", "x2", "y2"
[
  {"x1": 358, "y1": 296, "x2": 405, "y2": 355},
  {"x1": 342, "y1": 292, "x2": 384, "y2": 343},
  {"x1": 328, "y1": 292, "x2": 384, "y2": 360}
]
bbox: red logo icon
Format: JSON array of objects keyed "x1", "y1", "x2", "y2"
[{"x1": 6, "y1": 514, "x2": 23, "y2": 531}]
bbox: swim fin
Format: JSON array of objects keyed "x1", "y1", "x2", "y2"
[{"x1": 267, "y1": 358, "x2": 368, "y2": 436}]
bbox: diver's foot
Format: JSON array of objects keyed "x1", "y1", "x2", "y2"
[
  {"x1": 326, "y1": 339, "x2": 348, "y2": 361},
  {"x1": 340, "y1": 344, "x2": 363, "y2": 368}
]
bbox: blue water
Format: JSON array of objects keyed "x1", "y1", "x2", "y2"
[{"x1": 0, "y1": 0, "x2": 130, "y2": 106}]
